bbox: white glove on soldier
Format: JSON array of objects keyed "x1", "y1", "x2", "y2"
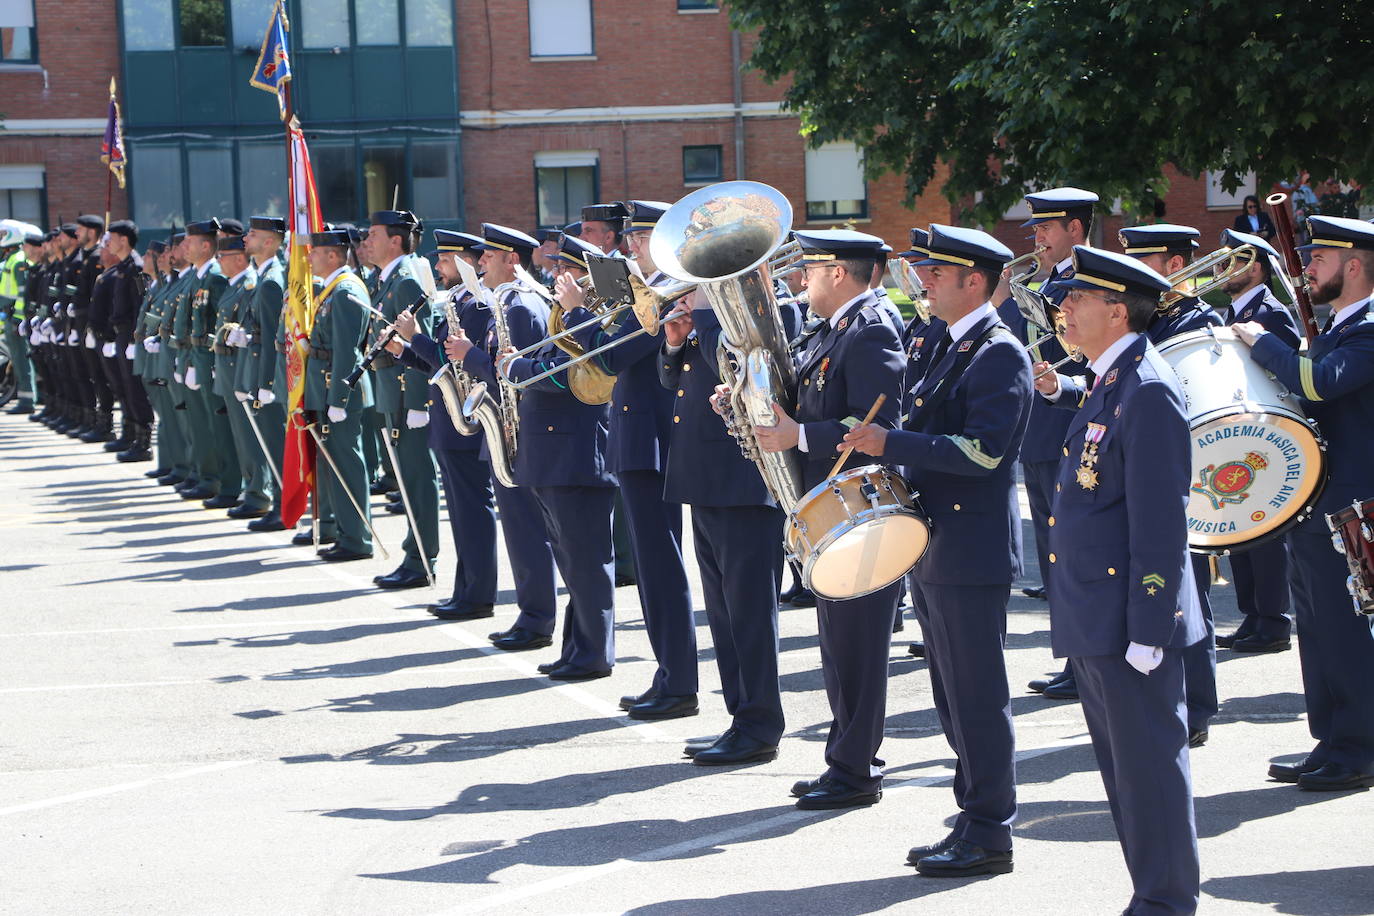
[
  {"x1": 173, "y1": 371, "x2": 183, "y2": 384},
  {"x1": 185, "y1": 366, "x2": 199, "y2": 390},
  {"x1": 234, "y1": 391, "x2": 251, "y2": 402},
  {"x1": 227, "y1": 327, "x2": 248, "y2": 348},
  {"x1": 405, "y1": 408, "x2": 430, "y2": 429},
  {"x1": 67, "y1": 329, "x2": 78, "y2": 345},
  {"x1": 143, "y1": 338, "x2": 160, "y2": 354},
  {"x1": 101, "y1": 342, "x2": 116, "y2": 358},
  {"x1": 85, "y1": 330, "x2": 96, "y2": 349},
  {"x1": 124, "y1": 344, "x2": 136, "y2": 360},
  {"x1": 1125, "y1": 642, "x2": 1163, "y2": 676},
  {"x1": 29, "y1": 330, "x2": 40, "y2": 347},
  {"x1": 257, "y1": 388, "x2": 276, "y2": 405},
  {"x1": 326, "y1": 405, "x2": 346, "y2": 424}
]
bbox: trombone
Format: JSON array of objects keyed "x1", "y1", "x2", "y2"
[
  {"x1": 1006, "y1": 247, "x2": 1082, "y2": 380},
  {"x1": 1159, "y1": 243, "x2": 1258, "y2": 309},
  {"x1": 885, "y1": 257, "x2": 931, "y2": 324}
]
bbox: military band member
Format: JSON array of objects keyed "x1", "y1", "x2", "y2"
[
  {"x1": 1042, "y1": 245, "x2": 1204, "y2": 914},
  {"x1": 366, "y1": 210, "x2": 441, "y2": 589},
  {"x1": 389, "y1": 229, "x2": 499, "y2": 620},
  {"x1": 1208, "y1": 229, "x2": 1301, "y2": 653},
  {"x1": 305, "y1": 228, "x2": 375, "y2": 562},
  {"x1": 847, "y1": 225, "x2": 1030, "y2": 876},
  {"x1": 1233, "y1": 215, "x2": 1374, "y2": 791},
  {"x1": 101, "y1": 221, "x2": 154, "y2": 461},
  {"x1": 211, "y1": 235, "x2": 271, "y2": 518},
  {"x1": 70, "y1": 215, "x2": 114, "y2": 442},
  {"x1": 446, "y1": 224, "x2": 558, "y2": 647},
  {"x1": 239, "y1": 216, "x2": 290, "y2": 532},
  {"x1": 754, "y1": 229, "x2": 905, "y2": 807}
]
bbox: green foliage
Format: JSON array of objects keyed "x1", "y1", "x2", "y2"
[{"x1": 729, "y1": 0, "x2": 1374, "y2": 227}]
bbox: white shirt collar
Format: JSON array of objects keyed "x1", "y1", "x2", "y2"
[
  {"x1": 321, "y1": 265, "x2": 348, "y2": 288},
  {"x1": 828, "y1": 291, "x2": 870, "y2": 329},
  {"x1": 195, "y1": 259, "x2": 214, "y2": 279},
  {"x1": 1054, "y1": 255, "x2": 1073, "y2": 276},
  {"x1": 227, "y1": 267, "x2": 251, "y2": 286},
  {"x1": 177, "y1": 266, "x2": 192, "y2": 278},
  {"x1": 1090, "y1": 332, "x2": 1143, "y2": 377},
  {"x1": 254, "y1": 254, "x2": 276, "y2": 271},
  {"x1": 1331, "y1": 296, "x2": 1373, "y2": 330},
  {"x1": 947, "y1": 301, "x2": 996, "y2": 342},
  {"x1": 378, "y1": 255, "x2": 405, "y2": 284},
  {"x1": 1231, "y1": 284, "x2": 1267, "y2": 315}
]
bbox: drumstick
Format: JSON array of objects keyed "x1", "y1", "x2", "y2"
[{"x1": 828, "y1": 393, "x2": 887, "y2": 479}]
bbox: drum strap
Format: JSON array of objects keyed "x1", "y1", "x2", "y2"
[{"x1": 906, "y1": 324, "x2": 1011, "y2": 430}]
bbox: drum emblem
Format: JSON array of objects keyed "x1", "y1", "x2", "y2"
[{"x1": 1192, "y1": 451, "x2": 1269, "y2": 510}]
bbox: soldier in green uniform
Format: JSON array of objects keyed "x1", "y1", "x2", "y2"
[
  {"x1": 238, "y1": 216, "x2": 289, "y2": 533},
  {"x1": 364, "y1": 210, "x2": 439, "y2": 588},
  {"x1": 156, "y1": 231, "x2": 202, "y2": 489},
  {"x1": 305, "y1": 227, "x2": 373, "y2": 561},
  {"x1": 171, "y1": 220, "x2": 231, "y2": 502},
  {"x1": 134, "y1": 240, "x2": 178, "y2": 477},
  {"x1": 210, "y1": 234, "x2": 271, "y2": 518}
]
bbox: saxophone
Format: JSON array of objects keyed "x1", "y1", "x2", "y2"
[
  {"x1": 448, "y1": 256, "x2": 518, "y2": 488},
  {"x1": 430, "y1": 287, "x2": 479, "y2": 437}
]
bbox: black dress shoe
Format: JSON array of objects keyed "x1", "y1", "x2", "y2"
[
  {"x1": 174, "y1": 478, "x2": 199, "y2": 492},
  {"x1": 1297, "y1": 763, "x2": 1374, "y2": 792},
  {"x1": 1188, "y1": 729, "x2": 1208, "y2": 749},
  {"x1": 547, "y1": 663, "x2": 612, "y2": 682},
  {"x1": 684, "y1": 728, "x2": 736, "y2": 759},
  {"x1": 488, "y1": 625, "x2": 517, "y2": 641},
  {"x1": 1232, "y1": 634, "x2": 1292, "y2": 653},
  {"x1": 1021, "y1": 585, "x2": 1047, "y2": 600},
  {"x1": 536, "y1": 659, "x2": 564, "y2": 675},
  {"x1": 892, "y1": 617, "x2": 905, "y2": 633},
  {"x1": 201, "y1": 493, "x2": 239, "y2": 510},
  {"x1": 906, "y1": 834, "x2": 957, "y2": 866},
  {"x1": 619, "y1": 688, "x2": 658, "y2": 711},
  {"x1": 907, "y1": 642, "x2": 925, "y2": 658},
  {"x1": 783, "y1": 587, "x2": 817, "y2": 608},
  {"x1": 292, "y1": 530, "x2": 335, "y2": 547},
  {"x1": 156, "y1": 473, "x2": 184, "y2": 486},
  {"x1": 384, "y1": 500, "x2": 406, "y2": 515},
  {"x1": 318, "y1": 545, "x2": 372, "y2": 562},
  {"x1": 1214, "y1": 629, "x2": 1247, "y2": 649},
  {"x1": 430, "y1": 602, "x2": 497, "y2": 621},
  {"x1": 916, "y1": 839, "x2": 1013, "y2": 877},
  {"x1": 489, "y1": 626, "x2": 551, "y2": 649},
  {"x1": 182, "y1": 485, "x2": 217, "y2": 501},
  {"x1": 247, "y1": 513, "x2": 286, "y2": 532},
  {"x1": 369, "y1": 478, "x2": 396, "y2": 496},
  {"x1": 227, "y1": 503, "x2": 270, "y2": 520},
  {"x1": 628, "y1": 694, "x2": 698, "y2": 721},
  {"x1": 692, "y1": 730, "x2": 778, "y2": 767},
  {"x1": 795, "y1": 778, "x2": 881, "y2": 810},
  {"x1": 614, "y1": 572, "x2": 637, "y2": 588},
  {"x1": 145, "y1": 467, "x2": 170, "y2": 479},
  {"x1": 374, "y1": 566, "x2": 429, "y2": 590},
  {"x1": 790, "y1": 775, "x2": 829, "y2": 798},
  {"x1": 1268, "y1": 757, "x2": 1324, "y2": 783},
  {"x1": 1041, "y1": 675, "x2": 1079, "y2": 700}
]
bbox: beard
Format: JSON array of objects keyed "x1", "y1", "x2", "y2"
[{"x1": 1310, "y1": 271, "x2": 1344, "y2": 306}]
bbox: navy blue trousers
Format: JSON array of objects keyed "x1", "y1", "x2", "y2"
[
  {"x1": 620, "y1": 469, "x2": 696, "y2": 696},
  {"x1": 692, "y1": 504, "x2": 784, "y2": 745},
  {"x1": 1074, "y1": 651, "x2": 1199, "y2": 916},
  {"x1": 915, "y1": 581, "x2": 1016, "y2": 851},
  {"x1": 1227, "y1": 538, "x2": 1292, "y2": 640},
  {"x1": 816, "y1": 579, "x2": 901, "y2": 794},
  {"x1": 1183, "y1": 553, "x2": 1217, "y2": 732},
  {"x1": 1289, "y1": 518, "x2": 1374, "y2": 772},
  {"x1": 535, "y1": 485, "x2": 616, "y2": 672},
  {"x1": 435, "y1": 447, "x2": 497, "y2": 607},
  {"x1": 493, "y1": 479, "x2": 556, "y2": 636}
]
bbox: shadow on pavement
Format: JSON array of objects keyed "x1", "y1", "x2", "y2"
[
  {"x1": 261, "y1": 648, "x2": 487, "y2": 680},
  {"x1": 319, "y1": 675, "x2": 551, "y2": 714},
  {"x1": 623, "y1": 875, "x2": 989, "y2": 915},
  {"x1": 1202, "y1": 865, "x2": 1374, "y2": 915}
]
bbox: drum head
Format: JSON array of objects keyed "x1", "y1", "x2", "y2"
[
  {"x1": 1186, "y1": 411, "x2": 1325, "y2": 550},
  {"x1": 807, "y1": 513, "x2": 929, "y2": 600}
]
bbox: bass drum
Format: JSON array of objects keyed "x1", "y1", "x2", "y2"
[
  {"x1": 1158, "y1": 327, "x2": 1326, "y2": 553},
  {"x1": 786, "y1": 464, "x2": 930, "y2": 600}
]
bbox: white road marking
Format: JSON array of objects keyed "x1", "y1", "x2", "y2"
[
  {"x1": 0, "y1": 615, "x2": 406, "y2": 637},
  {"x1": 0, "y1": 760, "x2": 253, "y2": 817}
]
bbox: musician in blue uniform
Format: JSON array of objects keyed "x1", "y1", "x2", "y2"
[
  {"x1": 389, "y1": 229, "x2": 499, "y2": 620},
  {"x1": 1233, "y1": 215, "x2": 1374, "y2": 791},
  {"x1": 1214, "y1": 228, "x2": 1301, "y2": 654},
  {"x1": 753, "y1": 229, "x2": 905, "y2": 808},
  {"x1": 1002, "y1": 188, "x2": 1096, "y2": 701},
  {"x1": 445, "y1": 224, "x2": 558, "y2": 651},
  {"x1": 1044, "y1": 245, "x2": 1205, "y2": 914},
  {"x1": 558, "y1": 200, "x2": 697, "y2": 720},
  {"x1": 846, "y1": 225, "x2": 1031, "y2": 877}
]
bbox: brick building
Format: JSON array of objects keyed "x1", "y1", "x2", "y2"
[{"x1": 0, "y1": 0, "x2": 1260, "y2": 258}]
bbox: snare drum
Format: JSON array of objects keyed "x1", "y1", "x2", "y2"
[
  {"x1": 1326, "y1": 498, "x2": 1374, "y2": 614},
  {"x1": 786, "y1": 464, "x2": 930, "y2": 600},
  {"x1": 1158, "y1": 327, "x2": 1326, "y2": 552}
]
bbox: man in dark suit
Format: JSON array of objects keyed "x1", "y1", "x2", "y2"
[
  {"x1": 753, "y1": 229, "x2": 905, "y2": 809},
  {"x1": 846, "y1": 225, "x2": 1031, "y2": 877},
  {"x1": 1038, "y1": 245, "x2": 1205, "y2": 914},
  {"x1": 1234, "y1": 215, "x2": 1374, "y2": 792},
  {"x1": 1214, "y1": 228, "x2": 1302, "y2": 654}
]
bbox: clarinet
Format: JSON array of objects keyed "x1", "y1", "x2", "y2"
[{"x1": 343, "y1": 292, "x2": 428, "y2": 389}]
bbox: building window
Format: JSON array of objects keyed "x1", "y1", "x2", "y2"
[
  {"x1": 237, "y1": 142, "x2": 288, "y2": 218},
  {"x1": 187, "y1": 145, "x2": 234, "y2": 218},
  {"x1": 123, "y1": 0, "x2": 175, "y2": 51},
  {"x1": 1206, "y1": 170, "x2": 1256, "y2": 210},
  {"x1": 0, "y1": 0, "x2": 36, "y2": 63},
  {"x1": 678, "y1": 0, "x2": 717, "y2": 10},
  {"x1": 535, "y1": 151, "x2": 597, "y2": 228},
  {"x1": 229, "y1": 0, "x2": 276, "y2": 50},
  {"x1": 405, "y1": 0, "x2": 452, "y2": 46},
  {"x1": 528, "y1": 0, "x2": 592, "y2": 57},
  {"x1": 302, "y1": 0, "x2": 350, "y2": 48},
  {"x1": 683, "y1": 145, "x2": 722, "y2": 185},
  {"x1": 0, "y1": 166, "x2": 45, "y2": 224},
  {"x1": 362, "y1": 143, "x2": 406, "y2": 214},
  {"x1": 411, "y1": 141, "x2": 459, "y2": 215},
  {"x1": 312, "y1": 142, "x2": 359, "y2": 224},
  {"x1": 355, "y1": 0, "x2": 399, "y2": 46},
  {"x1": 130, "y1": 146, "x2": 185, "y2": 229},
  {"x1": 179, "y1": 0, "x2": 227, "y2": 48},
  {"x1": 805, "y1": 141, "x2": 868, "y2": 221}
]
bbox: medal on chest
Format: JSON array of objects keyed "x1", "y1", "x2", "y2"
[
  {"x1": 1077, "y1": 422, "x2": 1107, "y2": 490},
  {"x1": 816, "y1": 356, "x2": 831, "y2": 391}
]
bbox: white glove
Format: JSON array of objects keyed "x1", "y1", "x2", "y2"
[
  {"x1": 28, "y1": 330, "x2": 40, "y2": 347},
  {"x1": 227, "y1": 327, "x2": 248, "y2": 348},
  {"x1": 234, "y1": 390, "x2": 251, "y2": 402},
  {"x1": 327, "y1": 405, "x2": 346, "y2": 424},
  {"x1": 143, "y1": 337, "x2": 160, "y2": 354},
  {"x1": 405, "y1": 408, "x2": 430, "y2": 429},
  {"x1": 18, "y1": 319, "x2": 28, "y2": 335},
  {"x1": 66, "y1": 303, "x2": 75, "y2": 318},
  {"x1": 124, "y1": 343, "x2": 135, "y2": 360},
  {"x1": 101, "y1": 342, "x2": 116, "y2": 358},
  {"x1": 257, "y1": 387, "x2": 276, "y2": 405},
  {"x1": 40, "y1": 318, "x2": 52, "y2": 336},
  {"x1": 173, "y1": 371, "x2": 183, "y2": 384},
  {"x1": 67, "y1": 329, "x2": 78, "y2": 345},
  {"x1": 185, "y1": 367, "x2": 199, "y2": 390},
  {"x1": 1125, "y1": 642, "x2": 1163, "y2": 676},
  {"x1": 85, "y1": 330, "x2": 96, "y2": 349}
]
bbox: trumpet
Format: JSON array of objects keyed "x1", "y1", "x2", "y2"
[
  {"x1": 1159, "y1": 243, "x2": 1258, "y2": 309},
  {"x1": 766, "y1": 238, "x2": 803, "y2": 278}
]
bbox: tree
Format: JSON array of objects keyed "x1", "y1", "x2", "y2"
[{"x1": 729, "y1": 0, "x2": 1374, "y2": 226}]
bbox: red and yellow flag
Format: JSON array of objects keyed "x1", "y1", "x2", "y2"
[{"x1": 280, "y1": 120, "x2": 323, "y2": 528}]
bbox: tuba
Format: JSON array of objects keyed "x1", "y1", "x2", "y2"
[{"x1": 651, "y1": 180, "x2": 806, "y2": 511}]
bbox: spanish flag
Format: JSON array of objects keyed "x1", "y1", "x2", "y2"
[{"x1": 280, "y1": 120, "x2": 322, "y2": 528}]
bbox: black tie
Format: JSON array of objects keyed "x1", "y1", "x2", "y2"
[{"x1": 929, "y1": 333, "x2": 952, "y2": 368}]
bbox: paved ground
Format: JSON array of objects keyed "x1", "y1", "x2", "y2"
[{"x1": 2, "y1": 411, "x2": 1372, "y2": 916}]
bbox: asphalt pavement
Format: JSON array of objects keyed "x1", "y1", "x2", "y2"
[{"x1": 1, "y1": 412, "x2": 1371, "y2": 915}]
